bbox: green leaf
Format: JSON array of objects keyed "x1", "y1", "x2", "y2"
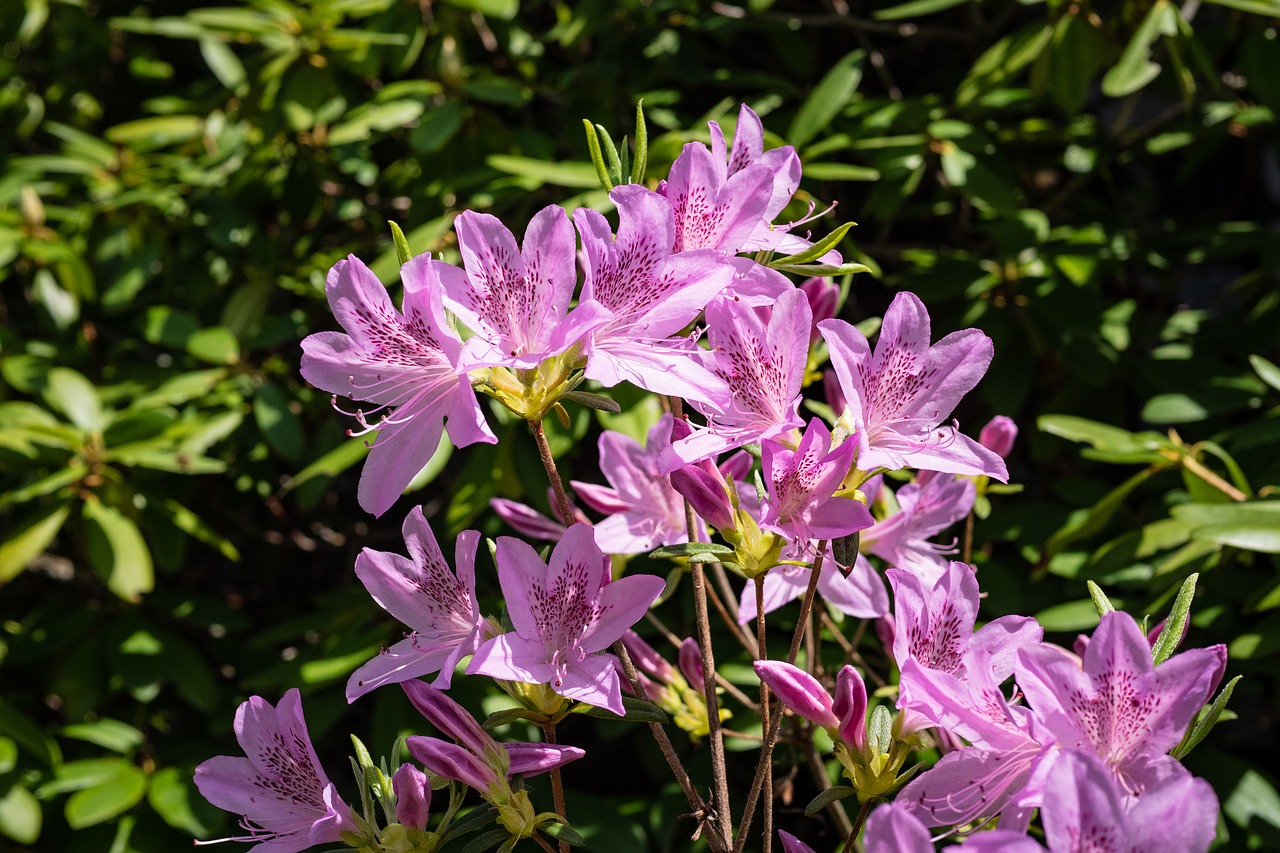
[
  {"x1": 0, "y1": 501, "x2": 72, "y2": 582},
  {"x1": 1086, "y1": 581, "x2": 1116, "y2": 616},
  {"x1": 1250, "y1": 354, "x2": 1280, "y2": 393},
  {"x1": 440, "y1": 0, "x2": 518, "y2": 19},
  {"x1": 282, "y1": 437, "x2": 370, "y2": 494},
  {"x1": 1201, "y1": 0, "x2": 1280, "y2": 14},
  {"x1": 328, "y1": 101, "x2": 426, "y2": 146},
  {"x1": 1224, "y1": 766, "x2": 1280, "y2": 835},
  {"x1": 485, "y1": 155, "x2": 600, "y2": 189},
  {"x1": 1101, "y1": 0, "x2": 1173, "y2": 98},
  {"x1": 543, "y1": 822, "x2": 585, "y2": 846},
  {"x1": 61, "y1": 719, "x2": 145, "y2": 754},
  {"x1": 559, "y1": 390, "x2": 621, "y2": 414},
  {"x1": 154, "y1": 498, "x2": 239, "y2": 561},
  {"x1": 770, "y1": 262, "x2": 871, "y2": 277},
  {"x1": 1035, "y1": 598, "x2": 1110, "y2": 632},
  {"x1": 1151, "y1": 573, "x2": 1197, "y2": 665},
  {"x1": 873, "y1": 0, "x2": 967, "y2": 19},
  {"x1": 1192, "y1": 524, "x2": 1280, "y2": 554},
  {"x1": 0, "y1": 464, "x2": 84, "y2": 511},
  {"x1": 43, "y1": 367, "x2": 103, "y2": 431},
  {"x1": 575, "y1": 697, "x2": 669, "y2": 724},
  {"x1": 1042, "y1": 466, "x2": 1162, "y2": 559},
  {"x1": 64, "y1": 764, "x2": 147, "y2": 830},
  {"x1": 1141, "y1": 392, "x2": 1209, "y2": 424},
  {"x1": 147, "y1": 767, "x2": 210, "y2": 836},
  {"x1": 199, "y1": 38, "x2": 245, "y2": 88},
  {"x1": 481, "y1": 708, "x2": 546, "y2": 730},
  {"x1": 187, "y1": 327, "x2": 240, "y2": 365},
  {"x1": 82, "y1": 499, "x2": 154, "y2": 602},
  {"x1": 789, "y1": 51, "x2": 865, "y2": 149},
  {"x1": 1173, "y1": 675, "x2": 1241, "y2": 760},
  {"x1": 104, "y1": 116, "x2": 204, "y2": 150},
  {"x1": 630, "y1": 100, "x2": 648, "y2": 184},
  {"x1": 768, "y1": 222, "x2": 856, "y2": 268},
  {"x1": 801, "y1": 162, "x2": 880, "y2": 181},
  {"x1": 582, "y1": 119, "x2": 613, "y2": 190},
  {"x1": 0, "y1": 782, "x2": 41, "y2": 845},
  {"x1": 254, "y1": 382, "x2": 305, "y2": 464},
  {"x1": 804, "y1": 785, "x2": 857, "y2": 816},
  {"x1": 458, "y1": 828, "x2": 512, "y2": 853},
  {"x1": 649, "y1": 542, "x2": 735, "y2": 560},
  {"x1": 438, "y1": 803, "x2": 499, "y2": 843}
]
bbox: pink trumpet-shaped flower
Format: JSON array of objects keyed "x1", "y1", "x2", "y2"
[
  {"x1": 760, "y1": 418, "x2": 873, "y2": 543},
  {"x1": 574, "y1": 185, "x2": 735, "y2": 401},
  {"x1": 863, "y1": 471, "x2": 975, "y2": 586},
  {"x1": 438, "y1": 205, "x2": 607, "y2": 371},
  {"x1": 194, "y1": 689, "x2": 358, "y2": 852},
  {"x1": 468, "y1": 523, "x2": 666, "y2": 714},
  {"x1": 753, "y1": 661, "x2": 868, "y2": 749},
  {"x1": 346, "y1": 508, "x2": 488, "y2": 701},
  {"x1": 300, "y1": 255, "x2": 496, "y2": 517},
  {"x1": 819, "y1": 292, "x2": 1007, "y2": 480}
]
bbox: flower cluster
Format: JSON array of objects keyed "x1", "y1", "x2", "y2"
[{"x1": 194, "y1": 103, "x2": 1233, "y2": 853}]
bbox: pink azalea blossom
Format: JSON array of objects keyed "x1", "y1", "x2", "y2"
[
  {"x1": 345, "y1": 507, "x2": 488, "y2": 701},
  {"x1": 194, "y1": 689, "x2": 358, "y2": 852},
  {"x1": 300, "y1": 255, "x2": 495, "y2": 517},
  {"x1": 754, "y1": 660, "x2": 868, "y2": 749},
  {"x1": 760, "y1": 418, "x2": 873, "y2": 543},
  {"x1": 665, "y1": 288, "x2": 811, "y2": 467},
  {"x1": 819, "y1": 292, "x2": 1007, "y2": 480},
  {"x1": 570, "y1": 416, "x2": 690, "y2": 553},
  {"x1": 574, "y1": 185, "x2": 735, "y2": 401},
  {"x1": 468, "y1": 523, "x2": 666, "y2": 714},
  {"x1": 436, "y1": 205, "x2": 607, "y2": 371},
  {"x1": 863, "y1": 471, "x2": 975, "y2": 586},
  {"x1": 864, "y1": 802, "x2": 934, "y2": 853},
  {"x1": 1014, "y1": 610, "x2": 1226, "y2": 788}
]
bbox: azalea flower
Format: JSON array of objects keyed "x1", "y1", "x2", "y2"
[
  {"x1": 863, "y1": 802, "x2": 934, "y2": 853},
  {"x1": 665, "y1": 288, "x2": 810, "y2": 467},
  {"x1": 194, "y1": 689, "x2": 358, "y2": 852},
  {"x1": 468, "y1": 523, "x2": 666, "y2": 714},
  {"x1": 345, "y1": 507, "x2": 490, "y2": 701},
  {"x1": 753, "y1": 660, "x2": 867, "y2": 750},
  {"x1": 574, "y1": 185, "x2": 735, "y2": 401},
  {"x1": 569, "y1": 416, "x2": 690, "y2": 553},
  {"x1": 760, "y1": 418, "x2": 873, "y2": 543},
  {"x1": 299, "y1": 254, "x2": 496, "y2": 517},
  {"x1": 819, "y1": 291, "x2": 1007, "y2": 480},
  {"x1": 862, "y1": 471, "x2": 975, "y2": 586},
  {"x1": 1015, "y1": 609, "x2": 1226, "y2": 789}
]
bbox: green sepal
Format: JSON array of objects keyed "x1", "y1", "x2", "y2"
[
  {"x1": 804, "y1": 785, "x2": 857, "y2": 816},
  {"x1": 768, "y1": 222, "x2": 858, "y2": 268},
  {"x1": 1151, "y1": 572, "x2": 1198, "y2": 665},
  {"x1": 543, "y1": 821, "x2": 586, "y2": 846},
  {"x1": 649, "y1": 542, "x2": 735, "y2": 560},
  {"x1": 1171, "y1": 675, "x2": 1241, "y2": 760},
  {"x1": 559, "y1": 390, "x2": 622, "y2": 414},
  {"x1": 573, "y1": 696, "x2": 669, "y2": 724},
  {"x1": 1086, "y1": 580, "x2": 1115, "y2": 616},
  {"x1": 389, "y1": 220, "x2": 413, "y2": 266},
  {"x1": 630, "y1": 100, "x2": 648, "y2": 184},
  {"x1": 582, "y1": 120, "x2": 613, "y2": 190}
]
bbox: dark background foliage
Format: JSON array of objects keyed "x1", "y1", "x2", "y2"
[{"x1": 2, "y1": 0, "x2": 1279, "y2": 850}]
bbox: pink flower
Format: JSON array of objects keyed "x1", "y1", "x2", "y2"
[
  {"x1": 819, "y1": 292, "x2": 1007, "y2": 480},
  {"x1": 468, "y1": 523, "x2": 666, "y2": 714},
  {"x1": 345, "y1": 507, "x2": 488, "y2": 701},
  {"x1": 760, "y1": 418, "x2": 873, "y2": 543},
  {"x1": 300, "y1": 255, "x2": 495, "y2": 517},
  {"x1": 978, "y1": 415, "x2": 1017, "y2": 459},
  {"x1": 863, "y1": 471, "x2": 975, "y2": 586},
  {"x1": 194, "y1": 689, "x2": 357, "y2": 852}
]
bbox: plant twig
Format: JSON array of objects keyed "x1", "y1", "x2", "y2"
[
  {"x1": 842, "y1": 799, "x2": 875, "y2": 853},
  {"x1": 756, "y1": 575, "x2": 772, "y2": 853},
  {"x1": 541, "y1": 722, "x2": 570, "y2": 853},
  {"x1": 531, "y1": 418, "x2": 575, "y2": 525}
]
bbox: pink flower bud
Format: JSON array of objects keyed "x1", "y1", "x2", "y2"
[
  {"x1": 405, "y1": 737, "x2": 497, "y2": 792},
  {"x1": 678, "y1": 638, "x2": 704, "y2": 694},
  {"x1": 622, "y1": 630, "x2": 679, "y2": 684},
  {"x1": 490, "y1": 498, "x2": 565, "y2": 541},
  {"x1": 504, "y1": 743, "x2": 586, "y2": 776},
  {"x1": 978, "y1": 415, "x2": 1017, "y2": 459},
  {"x1": 392, "y1": 764, "x2": 431, "y2": 831},
  {"x1": 800, "y1": 277, "x2": 840, "y2": 346},
  {"x1": 832, "y1": 665, "x2": 868, "y2": 751},
  {"x1": 670, "y1": 466, "x2": 735, "y2": 531},
  {"x1": 753, "y1": 661, "x2": 839, "y2": 730}
]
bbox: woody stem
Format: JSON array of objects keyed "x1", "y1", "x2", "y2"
[{"x1": 531, "y1": 418, "x2": 575, "y2": 525}]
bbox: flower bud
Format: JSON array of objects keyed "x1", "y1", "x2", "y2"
[
  {"x1": 832, "y1": 666, "x2": 868, "y2": 751},
  {"x1": 392, "y1": 764, "x2": 431, "y2": 832},
  {"x1": 678, "y1": 638, "x2": 704, "y2": 695},
  {"x1": 978, "y1": 415, "x2": 1017, "y2": 459},
  {"x1": 753, "y1": 661, "x2": 839, "y2": 730},
  {"x1": 670, "y1": 466, "x2": 735, "y2": 531},
  {"x1": 800, "y1": 277, "x2": 839, "y2": 346}
]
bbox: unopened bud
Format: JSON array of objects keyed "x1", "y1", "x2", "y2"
[{"x1": 978, "y1": 415, "x2": 1017, "y2": 459}]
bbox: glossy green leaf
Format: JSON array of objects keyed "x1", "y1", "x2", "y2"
[
  {"x1": 1250, "y1": 354, "x2": 1280, "y2": 393},
  {"x1": 1201, "y1": 0, "x2": 1280, "y2": 14},
  {"x1": 186, "y1": 327, "x2": 240, "y2": 365},
  {"x1": 1101, "y1": 0, "x2": 1173, "y2": 98},
  {"x1": 282, "y1": 437, "x2": 370, "y2": 494},
  {"x1": 64, "y1": 764, "x2": 147, "y2": 829},
  {"x1": 804, "y1": 785, "x2": 856, "y2": 816},
  {"x1": 0, "y1": 500, "x2": 72, "y2": 582},
  {"x1": 789, "y1": 51, "x2": 864, "y2": 150},
  {"x1": 254, "y1": 382, "x2": 305, "y2": 463},
  {"x1": 199, "y1": 38, "x2": 245, "y2": 88},
  {"x1": 61, "y1": 719, "x2": 145, "y2": 754},
  {"x1": 1173, "y1": 675, "x2": 1241, "y2": 759},
  {"x1": 0, "y1": 782, "x2": 41, "y2": 845},
  {"x1": 147, "y1": 767, "x2": 211, "y2": 836},
  {"x1": 440, "y1": 0, "x2": 518, "y2": 19},
  {"x1": 485, "y1": 155, "x2": 600, "y2": 189},
  {"x1": 1151, "y1": 573, "x2": 1197, "y2": 664},
  {"x1": 43, "y1": 367, "x2": 103, "y2": 431},
  {"x1": 82, "y1": 499, "x2": 154, "y2": 601},
  {"x1": 873, "y1": 0, "x2": 967, "y2": 19}
]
